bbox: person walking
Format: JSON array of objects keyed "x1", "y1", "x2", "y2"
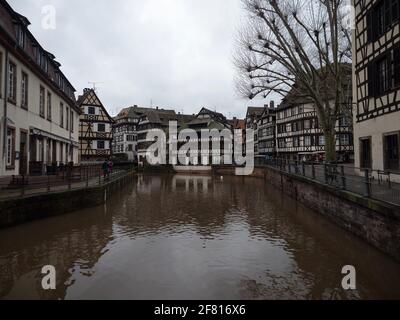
[
  {"x1": 108, "y1": 159, "x2": 114, "y2": 176},
  {"x1": 102, "y1": 160, "x2": 109, "y2": 180}
]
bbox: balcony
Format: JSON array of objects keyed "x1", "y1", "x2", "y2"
[{"x1": 276, "y1": 111, "x2": 317, "y2": 124}]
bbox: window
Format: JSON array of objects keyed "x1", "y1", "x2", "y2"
[
  {"x1": 293, "y1": 137, "x2": 299, "y2": 147},
  {"x1": 384, "y1": 133, "x2": 399, "y2": 170},
  {"x1": 66, "y1": 106, "x2": 69, "y2": 130},
  {"x1": 60, "y1": 103, "x2": 64, "y2": 128},
  {"x1": 360, "y1": 137, "x2": 372, "y2": 169},
  {"x1": 377, "y1": 57, "x2": 390, "y2": 94},
  {"x1": 367, "y1": 0, "x2": 400, "y2": 42},
  {"x1": 318, "y1": 135, "x2": 325, "y2": 146},
  {"x1": 339, "y1": 116, "x2": 350, "y2": 127},
  {"x1": 393, "y1": 0, "x2": 400, "y2": 23},
  {"x1": 376, "y1": 1, "x2": 386, "y2": 37},
  {"x1": 70, "y1": 110, "x2": 74, "y2": 133},
  {"x1": 340, "y1": 134, "x2": 351, "y2": 146},
  {"x1": 98, "y1": 123, "x2": 105, "y2": 132},
  {"x1": 8, "y1": 61, "x2": 16, "y2": 102},
  {"x1": 36, "y1": 48, "x2": 42, "y2": 66},
  {"x1": 304, "y1": 136, "x2": 312, "y2": 146},
  {"x1": 0, "y1": 52, "x2": 2, "y2": 97},
  {"x1": 42, "y1": 57, "x2": 48, "y2": 73},
  {"x1": 47, "y1": 92, "x2": 52, "y2": 120},
  {"x1": 395, "y1": 47, "x2": 400, "y2": 87},
  {"x1": 304, "y1": 119, "x2": 311, "y2": 130},
  {"x1": 97, "y1": 141, "x2": 105, "y2": 149},
  {"x1": 88, "y1": 106, "x2": 95, "y2": 115},
  {"x1": 21, "y1": 72, "x2": 28, "y2": 109},
  {"x1": 39, "y1": 86, "x2": 45, "y2": 117},
  {"x1": 17, "y1": 26, "x2": 25, "y2": 48},
  {"x1": 6, "y1": 128, "x2": 15, "y2": 168}
]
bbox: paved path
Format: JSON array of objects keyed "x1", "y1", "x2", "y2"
[
  {"x1": 279, "y1": 163, "x2": 400, "y2": 207},
  {"x1": 0, "y1": 170, "x2": 127, "y2": 201}
]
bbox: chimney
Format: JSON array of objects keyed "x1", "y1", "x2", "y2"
[{"x1": 270, "y1": 101, "x2": 275, "y2": 109}]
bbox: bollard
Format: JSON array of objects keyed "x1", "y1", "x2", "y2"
[
  {"x1": 312, "y1": 163, "x2": 316, "y2": 179},
  {"x1": 341, "y1": 166, "x2": 346, "y2": 190},
  {"x1": 302, "y1": 162, "x2": 305, "y2": 176},
  {"x1": 47, "y1": 175, "x2": 50, "y2": 192},
  {"x1": 324, "y1": 164, "x2": 329, "y2": 184},
  {"x1": 364, "y1": 169, "x2": 371, "y2": 197}
]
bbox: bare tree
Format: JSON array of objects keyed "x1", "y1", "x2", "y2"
[{"x1": 235, "y1": 0, "x2": 352, "y2": 161}]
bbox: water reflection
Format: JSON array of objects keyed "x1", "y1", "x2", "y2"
[{"x1": 0, "y1": 174, "x2": 399, "y2": 299}]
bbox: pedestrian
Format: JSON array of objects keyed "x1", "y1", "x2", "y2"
[
  {"x1": 108, "y1": 159, "x2": 114, "y2": 176},
  {"x1": 102, "y1": 160, "x2": 109, "y2": 179}
]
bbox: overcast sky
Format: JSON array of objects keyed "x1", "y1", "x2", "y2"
[{"x1": 8, "y1": 0, "x2": 274, "y2": 118}]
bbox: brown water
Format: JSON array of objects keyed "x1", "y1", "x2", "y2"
[{"x1": 0, "y1": 174, "x2": 399, "y2": 300}]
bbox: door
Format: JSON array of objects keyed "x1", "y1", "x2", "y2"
[
  {"x1": 360, "y1": 137, "x2": 372, "y2": 169},
  {"x1": 19, "y1": 131, "x2": 28, "y2": 175},
  {"x1": 384, "y1": 134, "x2": 399, "y2": 171}
]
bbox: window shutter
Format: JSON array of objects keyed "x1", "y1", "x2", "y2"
[
  {"x1": 393, "y1": 0, "x2": 400, "y2": 22},
  {"x1": 368, "y1": 63, "x2": 375, "y2": 97},
  {"x1": 366, "y1": 9, "x2": 373, "y2": 42},
  {"x1": 395, "y1": 47, "x2": 400, "y2": 86},
  {"x1": 384, "y1": 0, "x2": 392, "y2": 29}
]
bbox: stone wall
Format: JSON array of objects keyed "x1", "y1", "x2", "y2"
[
  {"x1": 213, "y1": 165, "x2": 400, "y2": 262},
  {"x1": 0, "y1": 171, "x2": 135, "y2": 229}
]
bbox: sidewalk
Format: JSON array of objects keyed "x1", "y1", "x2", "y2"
[
  {"x1": 275, "y1": 162, "x2": 400, "y2": 207},
  {"x1": 0, "y1": 170, "x2": 128, "y2": 201}
]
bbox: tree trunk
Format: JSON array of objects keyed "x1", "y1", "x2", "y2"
[{"x1": 324, "y1": 127, "x2": 336, "y2": 162}]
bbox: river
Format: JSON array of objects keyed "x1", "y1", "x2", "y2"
[{"x1": 0, "y1": 174, "x2": 399, "y2": 299}]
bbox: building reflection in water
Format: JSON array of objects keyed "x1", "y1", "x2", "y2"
[{"x1": 0, "y1": 174, "x2": 399, "y2": 300}]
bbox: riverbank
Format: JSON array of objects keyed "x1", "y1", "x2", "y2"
[
  {"x1": 213, "y1": 165, "x2": 400, "y2": 262},
  {"x1": 0, "y1": 169, "x2": 136, "y2": 229}
]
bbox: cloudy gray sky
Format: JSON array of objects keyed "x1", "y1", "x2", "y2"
[{"x1": 9, "y1": 0, "x2": 272, "y2": 118}]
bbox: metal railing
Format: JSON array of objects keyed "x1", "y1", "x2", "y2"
[
  {"x1": 0, "y1": 163, "x2": 136, "y2": 201},
  {"x1": 258, "y1": 159, "x2": 400, "y2": 207}
]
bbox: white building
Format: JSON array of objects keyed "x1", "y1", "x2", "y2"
[
  {"x1": 0, "y1": 2, "x2": 80, "y2": 176},
  {"x1": 353, "y1": 0, "x2": 400, "y2": 180},
  {"x1": 78, "y1": 88, "x2": 114, "y2": 163}
]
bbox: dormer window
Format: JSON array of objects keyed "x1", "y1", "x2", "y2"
[{"x1": 16, "y1": 25, "x2": 25, "y2": 48}]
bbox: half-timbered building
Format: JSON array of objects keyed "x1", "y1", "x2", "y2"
[
  {"x1": 113, "y1": 105, "x2": 160, "y2": 162},
  {"x1": 245, "y1": 107, "x2": 264, "y2": 157},
  {"x1": 0, "y1": 0, "x2": 80, "y2": 176},
  {"x1": 353, "y1": 0, "x2": 400, "y2": 178},
  {"x1": 137, "y1": 107, "x2": 178, "y2": 165},
  {"x1": 77, "y1": 88, "x2": 114, "y2": 163},
  {"x1": 276, "y1": 98, "x2": 354, "y2": 163},
  {"x1": 257, "y1": 102, "x2": 277, "y2": 162},
  {"x1": 184, "y1": 108, "x2": 232, "y2": 166}
]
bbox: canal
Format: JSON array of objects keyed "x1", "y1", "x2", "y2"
[{"x1": 0, "y1": 174, "x2": 399, "y2": 300}]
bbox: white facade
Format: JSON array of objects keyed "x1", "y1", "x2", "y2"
[
  {"x1": 0, "y1": 45, "x2": 79, "y2": 176},
  {"x1": 352, "y1": 0, "x2": 400, "y2": 182}
]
